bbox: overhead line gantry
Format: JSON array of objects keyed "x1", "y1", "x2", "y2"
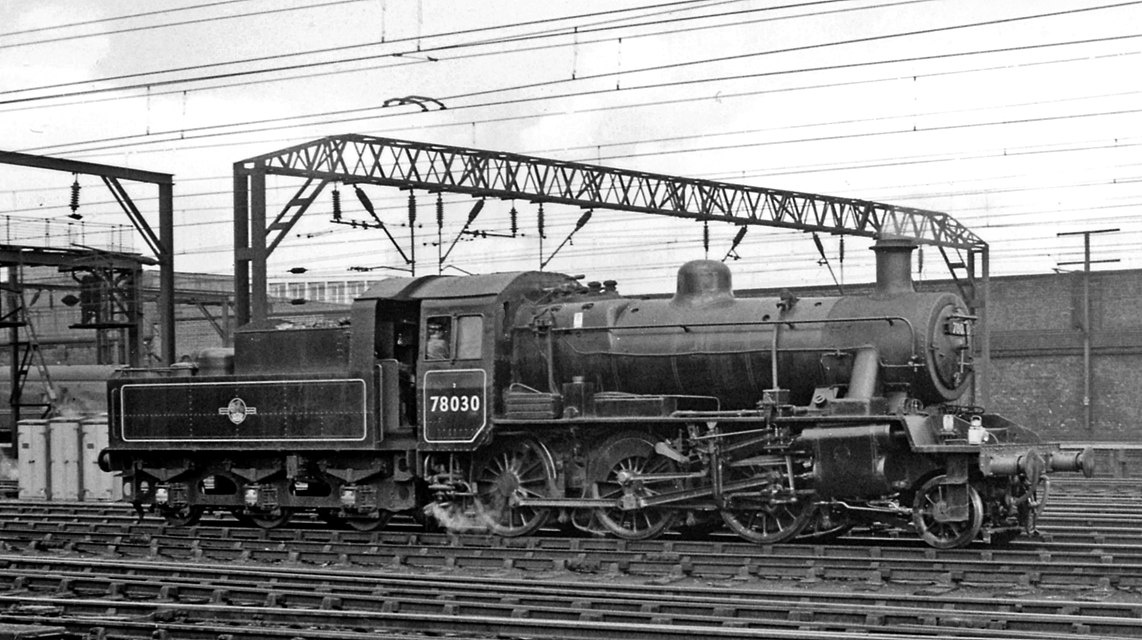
[{"x1": 233, "y1": 134, "x2": 991, "y2": 399}]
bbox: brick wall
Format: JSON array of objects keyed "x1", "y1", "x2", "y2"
[{"x1": 983, "y1": 271, "x2": 1142, "y2": 443}]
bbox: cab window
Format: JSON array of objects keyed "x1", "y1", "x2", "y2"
[
  {"x1": 456, "y1": 315, "x2": 483, "y2": 360},
  {"x1": 425, "y1": 316, "x2": 452, "y2": 360}
]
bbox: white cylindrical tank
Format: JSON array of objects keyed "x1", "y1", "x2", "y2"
[
  {"x1": 49, "y1": 418, "x2": 81, "y2": 501},
  {"x1": 16, "y1": 419, "x2": 50, "y2": 500},
  {"x1": 80, "y1": 415, "x2": 119, "y2": 501}
]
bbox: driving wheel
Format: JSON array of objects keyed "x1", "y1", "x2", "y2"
[
  {"x1": 472, "y1": 435, "x2": 557, "y2": 536},
  {"x1": 589, "y1": 431, "x2": 680, "y2": 541},
  {"x1": 720, "y1": 454, "x2": 812, "y2": 544}
]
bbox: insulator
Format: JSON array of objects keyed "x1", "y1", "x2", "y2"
[
  {"x1": 408, "y1": 193, "x2": 417, "y2": 226},
  {"x1": 467, "y1": 199, "x2": 485, "y2": 223},
  {"x1": 510, "y1": 204, "x2": 518, "y2": 236},
  {"x1": 69, "y1": 177, "x2": 81, "y2": 212},
  {"x1": 812, "y1": 233, "x2": 826, "y2": 259},
  {"x1": 538, "y1": 204, "x2": 545, "y2": 239},
  {"x1": 436, "y1": 193, "x2": 443, "y2": 227},
  {"x1": 703, "y1": 220, "x2": 709, "y2": 255},
  {"x1": 332, "y1": 188, "x2": 342, "y2": 221}
]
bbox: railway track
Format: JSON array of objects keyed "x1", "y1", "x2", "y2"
[
  {"x1": 3, "y1": 521, "x2": 1140, "y2": 591},
  {"x1": 1, "y1": 553, "x2": 1140, "y2": 639},
  {"x1": 2, "y1": 504, "x2": 1142, "y2": 583},
  {"x1": 4, "y1": 494, "x2": 1142, "y2": 549},
  {"x1": 2, "y1": 480, "x2": 1141, "y2": 639}
]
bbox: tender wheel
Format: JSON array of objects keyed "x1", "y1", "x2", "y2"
[
  {"x1": 912, "y1": 475, "x2": 983, "y2": 549},
  {"x1": 318, "y1": 509, "x2": 345, "y2": 527},
  {"x1": 159, "y1": 504, "x2": 204, "y2": 527},
  {"x1": 589, "y1": 431, "x2": 680, "y2": 541},
  {"x1": 230, "y1": 508, "x2": 254, "y2": 526},
  {"x1": 720, "y1": 454, "x2": 813, "y2": 544},
  {"x1": 344, "y1": 510, "x2": 393, "y2": 532},
  {"x1": 472, "y1": 435, "x2": 557, "y2": 536},
  {"x1": 245, "y1": 508, "x2": 292, "y2": 529}
]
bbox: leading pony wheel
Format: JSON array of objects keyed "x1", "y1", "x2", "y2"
[{"x1": 912, "y1": 475, "x2": 983, "y2": 549}]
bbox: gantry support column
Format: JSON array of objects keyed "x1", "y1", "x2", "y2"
[
  {"x1": 233, "y1": 162, "x2": 269, "y2": 326},
  {"x1": 233, "y1": 165, "x2": 250, "y2": 327},
  {"x1": 158, "y1": 181, "x2": 175, "y2": 365}
]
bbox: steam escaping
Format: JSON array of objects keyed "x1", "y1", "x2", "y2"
[{"x1": 422, "y1": 501, "x2": 491, "y2": 533}]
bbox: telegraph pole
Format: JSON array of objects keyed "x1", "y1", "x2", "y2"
[{"x1": 1057, "y1": 228, "x2": 1119, "y2": 433}]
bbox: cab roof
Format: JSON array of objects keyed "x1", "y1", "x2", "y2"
[{"x1": 357, "y1": 271, "x2": 575, "y2": 301}]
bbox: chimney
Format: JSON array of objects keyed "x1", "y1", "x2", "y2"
[{"x1": 872, "y1": 236, "x2": 916, "y2": 295}]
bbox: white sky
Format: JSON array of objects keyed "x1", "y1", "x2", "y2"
[{"x1": 1, "y1": 0, "x2": 1140, "y2": 294}]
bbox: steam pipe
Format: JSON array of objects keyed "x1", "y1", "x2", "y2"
[{"x1": 847, "y1": 346, "x2": 880, "y2": 399}]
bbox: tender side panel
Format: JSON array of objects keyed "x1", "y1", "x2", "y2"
[{"x1": 118, "y1": 378, "x2": 369, "y2": 445}]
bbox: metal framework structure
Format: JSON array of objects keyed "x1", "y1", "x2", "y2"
[
  {"x1": 0, "y1": 150, "x2": 176, "y2": 366},
  {"x1": 234, "y1": 134, "x2": 991, "y2": 400}
]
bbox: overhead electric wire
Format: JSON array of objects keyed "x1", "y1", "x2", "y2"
[
  {"x1": 26, "y1": 43, "x2": 1130, "y2": 182},
  {"x1": 0, "y1": 0, "x2": 922, "y2": 111},
  {"x1": 0, "y1": 0, "x2": 969, "y2": 115},
  {"x1": 192, "y1": 218, "x2": 1142, "y2": 280},
  {"x1": 0, "y1": 0, "x2": 256, "y2": 37},
  {"x1": 444, "y1": 1, "x2": 1142, "y2": 103},
  {"x1": 6, "y1": 0, "x2": 1127, "y2": 111},
  {"x1": 20, "y1": 28, "x2": 1142, "y2": 157},
  {"x1": 11, "y1": 131, "x2": 1137, "y2": 222},
  {"x1": 9, "y1": 79, "x2": 1133, "y2": 199},
  {"x1": 730, "y1": 136, "x2": 1142, "y2": 180},
  {"x1": 0, "y1": 0, "x2": 742, "y2": 98},
  {"x1": 5, "y1": 5, "x2": 1138, "y2": 279},
  {"x1": 532, "y1": 88, "x2": 1142, "y2": 162},
  {"x1": 176, "y1": 216, "x2": 1142, "y2": 285},
  {"x1": 18, "y1": 171, "x2": 1138, "y2": 254},
  {"x1": 0, "y1": 0, "x2": 373, "y2": 51}
]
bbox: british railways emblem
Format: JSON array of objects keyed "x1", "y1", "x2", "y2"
[{"x1": 219, "y1": 397, "x2": 258, "y2": 425}]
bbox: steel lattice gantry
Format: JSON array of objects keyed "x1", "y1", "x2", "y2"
[
  {"x1": 0, "y1": 150, "x2": 176, "y2": 366},
  {"x1": 233, "y1": 134, "x2": 992, "y2": 400}
]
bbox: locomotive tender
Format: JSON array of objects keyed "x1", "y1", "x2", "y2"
[{"x1": 101, "y1": 237, "x2": 1093, "y2": 548}]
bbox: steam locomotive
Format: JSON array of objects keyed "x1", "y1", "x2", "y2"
[{"x1": 100, "y1": 237, "x2": 1092, "y2": 548}]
